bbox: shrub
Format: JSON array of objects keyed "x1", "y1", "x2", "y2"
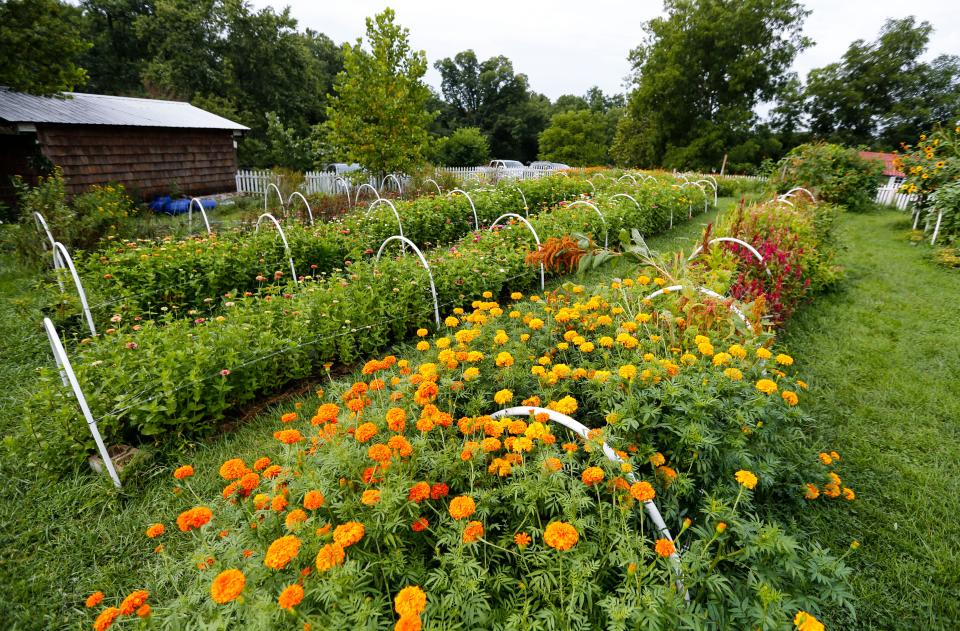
[
  {"x1": 768, "y1": 142, "x2": 883, "y2": 212},
  {"x1": 896, "y1": 124, "x2": 960, "y2": 246},
  {"x1": 432, "y1": 127, "x2": 490, "y2": 167}
]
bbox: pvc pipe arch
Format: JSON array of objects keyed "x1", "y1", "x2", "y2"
[
  {"x1": 287, "y1": 191, "x2": 314, "y2": 225},
  {"x1": 255, "y1": 213, "x2": 298, "y2": 285},
  {"x1": 490, "y1": 213, "x2": 545, "y2": 290},
  {"x1": 374, "y1": 236, "x2": 440, "y2": 326}
]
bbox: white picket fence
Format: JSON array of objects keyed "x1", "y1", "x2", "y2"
[
  {"x1": 875, "y1": 181, "x2": 917, "y2": 210},
  {"x1": 235, "y1": 170, "x2": 387, "y2": 196}
]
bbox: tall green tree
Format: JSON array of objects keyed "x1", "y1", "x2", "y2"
[
  {"x1": 325, "y1": 8, "x2": 432, "y2": 176},
  {"x1": 538, "y1": 110, "x2": 610, "y2": 166},
  {"x1": 0, "y1": 0, "x2": 89, "y2": 95},
  {"x1": 432, "y1": 127, "x2": 490, "y2": 167},
  {"x1": 434, "y1": 50, "x2": 546, "y2": 161},
  {"x1": 805, "y1": 17, "x2": 960, "y2": 148},
  {"x1": 613, "y1": 0, "x2": 810, "y2": 171},
  {"x1": 79, "y1": 0, "x2": 153, "y2": 95}
]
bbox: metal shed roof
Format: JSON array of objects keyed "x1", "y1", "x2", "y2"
[{"x1": 0, "y1": 89, "x2": 249, "y2": 131}]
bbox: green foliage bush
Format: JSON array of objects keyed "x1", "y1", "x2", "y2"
[
  {"x1": 768, "y1": 142, "x2": 883, "y2": 211},
  {"x1": 432, "y1": 127, "x2": 490, "y2": 167}
]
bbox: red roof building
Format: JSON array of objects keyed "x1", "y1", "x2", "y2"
[{"x1": 858, "y1": 151, "x2": 905, "y2": 178}]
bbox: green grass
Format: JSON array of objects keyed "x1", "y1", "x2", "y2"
[
  {"x1": 0, "y1": 201, "x2": 729, "y2": 628},
  {"x1": 779, "y1": 209, "x2": 960, "y2": 629}
]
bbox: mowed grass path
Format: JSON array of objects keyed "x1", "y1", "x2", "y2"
[{"x1": 780, "y1": 210, "x2": 960, "y2": 629}]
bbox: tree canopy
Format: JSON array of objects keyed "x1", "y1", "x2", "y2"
[{"x1": 0, "y1": 0, "x2": 89, "y2": 95}]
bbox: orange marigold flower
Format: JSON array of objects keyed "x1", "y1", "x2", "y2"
[
  {"x1": 395, "y1": 615, "x2": 422, "y2": 631},
  {"x1": 411, "y1": 517, "x2": 429, "y2": 532},
  {"x1": 735, "y1": 469, "x2": 758, "y2": 490},
  {"x1": 804, "y1": 483, "x2": 820, "y2": 500},
  {"x1": 842, "y1": 487, "x2": 856, "y2": 501},
  {"x1": 629, "y1": 481, "x2": 656, "y2": 502},
  {"x1": 264, "y1": 535, "x2": 301, "y2": 570},
  {"x1": 145, "y1": 523, "x2": 165, "y2": 538},
  {"x1": 581, "y1": 466, "x2": 605, "y2": 486},
  {"x1": 210, "y1": 569, "x2": 245, "y2": 604},
  {"x1": 408, "y1": 482, "x2": 431, "y2": 503},
  {"x1": 463, "y1": 520, "x2": 484, "y2": 543},
  {"x1": 781, "y1": 390, "x2": 799, "y2": 406},
  {"x1": 314, "y1": 403, "x2": 340, "y2": 424},
  {"x1": 430, "y1": 483, "x2": 449, "y2": 499},
  {"x1": 388, "y1": 435, "x2": 414, "y2": 457},
  {"x1": 562, "y1": 442, "x2": 578, "y2": 453},
  {"x1": 253, "y1": 457, "x2": 271, "y2": 471},
  {"x1": 93, "y1": 607, "x2": 120, "y2": 631},
  {"x1": 176, "y1": 506, "x2": 212, "y2": 532},
  {"x1": 315, "y1": 543, "x2": 345, "y2": 572},
  {"x1": 219, "y1": 458, "x2": 248, "y2": 480},
  {"x1": 135, "y1": 604, "x2": 151, "y2": 618},
  {"x1": 413, "y1": 382, "x2": 439, "y2": 406},
  {"x1": 333, "y1": 521, "x2": 365, "y2": 548},
  {"x1": 278, "y1": 583, "x2": 305, "y2": 610},
  {"x1": 368, "y1": 443, "x2": 392, "y2": 462},
  {"x1": 657, "y1": 466, "x2": 677, "y2": 482},
  {"x1": 386, "y1": 407, "x2": 407, "y2": 432},
  {"x1": 654, "y1": 538, "x2": 675, "y2": 557},
  {"x1": 274, "y1": 429, "x2": 303, "y2": 444},
  {"x1": 271, "y1": 495, "x2": 288, "y2": 512},
  {"x1": 544, "y1": 457, "x2": 562, "y2": 472},
  {"x1": 449, "y1": 496, "x2": 476, "y2": 520},
  {"x1": 285, "y1": 509, "x2": 308, "y2": 530},
  {"x1": 85, "y1": 591, "x2": 104, "y2": 608},
  {"x1": 262, "y1": 465, "x2": 283, "y2": 479},
  {"x1": 544, "y1": 521, "x2": 579, "y2": 551},
  {"x1": 362, "y1": 489, "x2": 381, "y2": 506},
  {"x1": 649, "y1": 452, "x2": 666, "y2": 467},
  {"x1": 514, "y1": 532, "x2": 532, "y2": 548},
  {"x1": 794, "y1": 610, "x2": 825, "y2": 631},
  {"x1": 355, "y1": 422, "x2": 377, "y2": 443},
  {"x1": 281, "y1": 412, "x2": 298, "y2": 423},
  {"x1": 119, "y1": 590, "x2": 149, "y2": 615},
  {"x1": 173, "y1": 465, "x2": 194, "y2": 479},
  {"x1": 394, "y1": 585, "x2": 427, "y2": 617}
]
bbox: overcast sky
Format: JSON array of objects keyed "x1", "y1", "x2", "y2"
[{"x1": 250, "y1": 0, "x2": 958, "y2": 104}]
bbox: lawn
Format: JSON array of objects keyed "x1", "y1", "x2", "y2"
[{"x1": 780, "y1": 209, "x2": 960, "y2": 629}]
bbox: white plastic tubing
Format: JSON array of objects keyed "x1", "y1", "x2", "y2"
[
  {"x1": 374, "y1": 236, "x2": 440, "y2": 326},
  {"x1": 490, "y1": 406, "x2": 686, "y2": 596},
  {"x1": 287, "y1": 191, "x2": 314, "y2": 225},
  {"x1": 449, "y1": 189, "x2": 479, "y2": 230},
  {"x1": 255, "y1": 213, "x2": 298, "y2": 286},
  {"x1": 688, "y1": 237, "x2": 771, "y2": 277},
  {"x1": 490, "y1": 213, "x2": 544, "y2": 290},
  {"x1": 367, "y1": 199, "x2": 406, "y2": 251},
  {"x1": 564, "y1": 200, "x2": 608, "y2": 249},
  {"x1": 645, "y1": 285, "x2": 753, "y2": 333},
  {"x1": 43, "y1": 317, "x2": 121, "y2": 488},
  {"x1": 52, "y1": 242, "x2": 97, "y2": 336},
  {"x1": 188, "y1": 198, "x2": 212, "y2": 235}
]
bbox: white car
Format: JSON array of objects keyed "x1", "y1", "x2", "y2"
[{"x1": 485, "y1": 160, "x2": 528, "y2": 179}]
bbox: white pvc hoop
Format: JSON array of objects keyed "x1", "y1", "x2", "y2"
[
  {"x1": 490, "y1": 213, "x2": 544, "y2": 290},
  {"x1": 335, "y1": 177, "x2": 351, "y2": 197},
  {"x1": 367, "y1": 198, "x2": 406, "y2": 251},
  {"x1": 52, "y1": 242, "x2": 97, "y2": 336},
  {"x1": 264, "y1": 182, "x2": 284, "y2": 212},
  {"x1": 43, "y1": 318, "x2": 121, "y2": 488},
  {"x1": 564, "y1": 201, "x2": 608, "y2": 248},
  {"x1": 611, "y1": 193, "x2": 640, "y2": 209},
  {"x1": 381, "y1": 174, "x2": 404, "y2": 197},
  {"x1": 776, "y1": 196, "x2": 794, "y2": 207},
  {"x1": 504, "y1": 183, "x2": 529, "y2": 216},
  {"x1": 354, "y1": 183, "x2": 381, "y2": 205},
  {"x1": 375, "y1": 236, "x2": 440, "y2": 326},
  {"x1": 696, "y1": 179, "x2": 718, "y2": 207},
  {"x1": 424, "y1": 178, "x2": 442, "y2": 195},
  {"x1": 931, "y1": 209, "x2": 943, "y2": 245},
  {"x1": 645, "y1": 285, "x2": 753, "y2": 332},
  {"x1": 586, "y1": 180, "x2": 596, "y2": 194},
  {"x1": 618, "y1": 174, "x2": 638, "y2": 186},
  {"x1": 34, "y1": 212, "x2": 57, "y2": 253},
  {"x1": 490, "y1": 406, "x2": 685, "y2": 592},
  {"x1": 287, "y1": 191, "x2": 314, "y2": 225},
  {"x1": 688, "y1": 237, "x2": 770, "y2": 277},
  {"x1": 449, "y1": 189, "x2": 479, "y2": 230},
  {"x1": 784, "y1": 187, "x2": 816, "y2": 203},
  {"x1": 188, "y1": 198, "x2": 212, "y2": 235},
  {"x1": 255, "y1": 213, "x2": 298, "y2": 286}
]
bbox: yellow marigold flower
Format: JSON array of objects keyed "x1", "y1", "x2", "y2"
[
  {"x1": 649, "y1": 452, "x2": 666, "y2": 466},
  {"x1": 395, "y1": 585, "x2": 427, "y2": 617},
  {"x1": 510, "y1": 291, "x2": 523, "y2": 300},
  {"x1": 544, "y1": 521, "x2": 579, "y2": 551},
  {"x1": 735, "y1": 469, "x2": 758, "y2": 490},
  {"x1": 416, "y1": 328, "x2": 428, "y2": 338},
  {"x1": 264, "y1": 535, "x2": 301, "y2": 570},
  {"x1": 697, "y1": 342, "x2": 714, "y2": 356},
  {"x1": 278, "y1": 583, "x2": 304, "y2": 610},
  {"x1": 728, "y1": 344, "x2": 747, "y2": 359},
  {"x1": 445, "y1": 316, "x2": 459, "y2": 327},
  {"x1": 756, "y1": 347, "x2": 772, "y2": 360},
  {"x1": 416, "y1": 341, "x2": 430, "y2": 351},
  {"x1": 361, "y1": 490, "x2": 381, "y2": 506},
  {"x1": 494, "y1": 389, "x2": 513, "y2": 405},
  {"x1": 578, "y1": 341, "x2": 595, "y2": 352},
  {"x1": 782, "y1": 390, "x2": 799, "y2": 406},
  {"x1": 630, "y1": 481, "x2": 656, "y2": 502},
  {"x1": 775, "y1": 353, "x2": 794, "y2": 366},
  {"x1": 680, "y1": 353, "x2": 697, "y2": 365},
  {"x1": 495, "y1": 351, "x2": 514, "y2": 367},
  {"x1": 793, "y1": 610, "x2": 825, "y2": 631},
  {"x1": 449, "y1": 496, "x2": 476, "y2": 520},
  {"x1": 581, "y1": 466, "x2": 605, "y2": 486},
  {"x1": 654, "y1": 538, "x2": 676, "y2": 557},
  {"x1": 724, "y1": 367, "x2": 743, "y2": 381},
  {"x1": 333, "y1": 522, "x2": 365, "y2": 548},
  {"x1": 599, "y1": 336, "x2": 614, "y2": 348},
  {"x1": 315, "y1": 543, "x2": 345, "y2": 572},
  {"x1": 842, "y1": 487, "x2": 856, "y2": 501},
  {"x1": 210, "y1": 569, "x2": 245, "y2": 604},
  {"x1": 755, "y1": 379, "x2": 778, "y2": 395},
  {"x1": 550, "y1": 395, "x2": 578, "y2": 415},
  {"x1": 463, "y1": 366, "x2": 480, "y2": 381},
  {"x1": 619, "y1": 364, "x2": 637, "y2": 381},
  {"x1": 712, "y1": 352, "x2": 731, "y2": 366},
  {"x1": 436, "y1": 337, "x2": 451, "y2": 349},
  {"x1": 528, "y1": 318, "x2": 544, "y2": 330}
]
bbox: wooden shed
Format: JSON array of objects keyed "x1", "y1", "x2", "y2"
[{"x1": 0, "y1": 88, "x2": 248, "y2": 208}]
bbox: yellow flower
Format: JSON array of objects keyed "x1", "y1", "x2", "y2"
[
  {"x1": 756, "y1": 347, "x2": 772, "y2": 360},
  {"x1": 416, "y1": 341, "x2": 430, "y2": 352},
  {"x1": 735, "y1": 469, "x2": 758, "y2": 490},
  {"x1": 775, "y1": 353, "x2": 794, "y2": 366},
  {"x1": 528, "y1": 318, "x2": 544, "y2": 330},
  {"x1": 394, "y1": 585, "x2": 427, "y2": 617},
  {"x1": 755, "y1": 379, "x2": 778, "y2": 395},
  {"x1": 793, "y1": 610, "x2": 825, "y2": 631},
  {"x1": 619, "y1": 364, "x2": 637, "y2": 381},
  {"x1": 494, "y1": 390, "x2": 513, "y2": 405},
  {"x1": 781, "y1": 390, "x2": 799, "y2": 406},
  {"x1": 445, "y1": 316, "x2": 459, "y2": 327},
  {"x1": 724, "y1": 367, "x2": 743, "y2": 381}
]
